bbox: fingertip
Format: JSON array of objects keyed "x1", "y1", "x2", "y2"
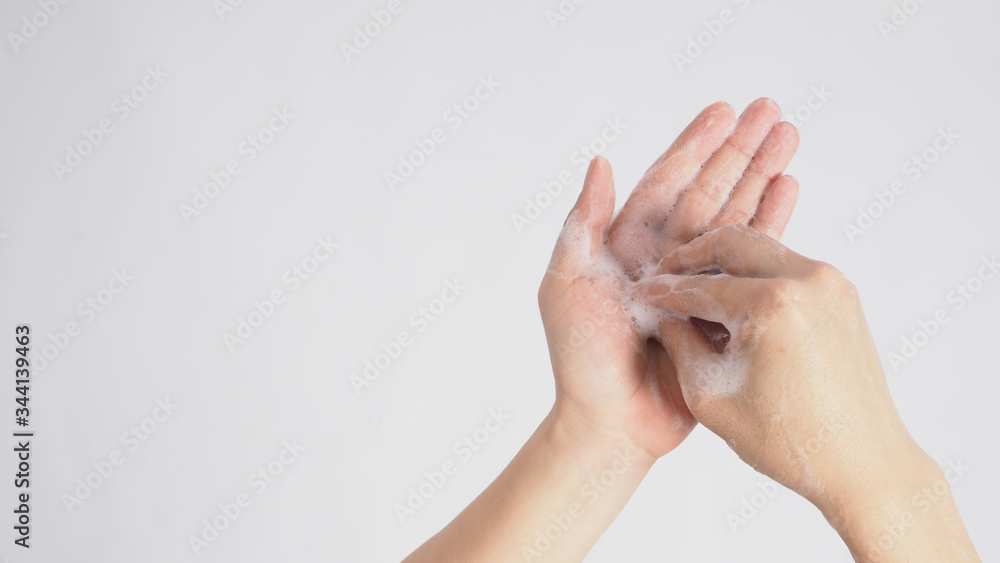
[
  {"x1": 774, "y1": 121, "x2": 800, "y2": 150},
  {"x1": 782, "y1": 174, "x2": 799, "y2": 194},
  {"x1": 584, "y1": 154, "x2": 602, "y2": 183},
  {"x1": 773, "y1": 174, "x2": 800, "y2": 208},
  {"x1": 705, "y1": 100, "x2": 735, "y2": 114},
  {"x1": 756, "y1": 96, "x2": 780, "y2": 111},
  {"x1": 567, "y1": 155, "x2": 616, "y2": 239},
  {"x1": 583, "y1": 155, "x2": 612, "y2": 189},
  {"x1": 700, "y1": 101, "x2": 737, "y2": 130},
  {"x1": 743, "y1": 97, "x2": 782, "y2": 121},
  {"x1": 753, "y1": 174, "x2": 799, "y2": 239},
  {"x1": 570, "y1": 157, "x2": 601, "y2": 216},
  {"x1": 588, "y1": 155, "x2": 616, "y2": 216}
]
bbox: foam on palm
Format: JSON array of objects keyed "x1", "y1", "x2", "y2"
[{"x1": 554, "y1": 205, "x2": 751, "y2": 398}]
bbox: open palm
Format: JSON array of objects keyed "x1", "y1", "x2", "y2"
[{"x1": 538, "y1": 99, "x2": 800, "y2": 459}]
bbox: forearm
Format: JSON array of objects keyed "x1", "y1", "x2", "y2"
[
  {"x1": 816, "y1": 451, "x2": 979, "y2": 563},
  {"x1": 404, "y1": 405, "x2": 655, "y2": 562}
]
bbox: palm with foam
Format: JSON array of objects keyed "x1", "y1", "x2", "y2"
[{"x1": 538, "y1": 100, "x2": 801, "y2": 459}]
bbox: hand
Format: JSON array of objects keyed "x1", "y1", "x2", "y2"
[
  {"x1": 636, "y1": 224, "x2": 918, "y2": 495},
  {"x1": 408, "y1": 102, "x2": 804, "y2": 563},
  {"x1": 608, "y1": 98, "x2": 800, "y2": 274},
  {"x1": 539, "y1": 100, "x2": 800, "y2": 460},
  {"x1": 635, "y1": 225, "x2": 979, "y2": 561}
]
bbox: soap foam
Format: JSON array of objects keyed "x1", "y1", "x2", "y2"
[{"x1": 554, "y1": 204, "x2": 751, "y2": 398}]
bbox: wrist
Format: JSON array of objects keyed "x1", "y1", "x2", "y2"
[
  {"x1": 814, "y1": 448, "x2": 973, "y2": 561},
  {"x1": 546, "y1": 401, "x2": 657, "y2": 475},
  {"x1": 814, "y1": 443, "x2": 937, "y2": 521}
]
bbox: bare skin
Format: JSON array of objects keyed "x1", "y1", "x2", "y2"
[
  {"x1": 404, "y1": 100, "x2": 801, "y2": 562},
  {"x1": 636, "y1": 225, "x2": 980, "y2": 563}
]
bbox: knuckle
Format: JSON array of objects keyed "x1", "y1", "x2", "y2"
[
  {"x1": 692, "y1": 178, "x2": 727, "y2": 206},
  {"x1": 808, "y1": 261, "x2": 848, "y2": 288},
  {"x1": 767, "y1": 278, "x2": 797, "y2": 305},
  {"x1": 722, "y1": 208, "x2": 753, "y2": 228},
  {"x1": 711, "y1": 223, "x2": 749, "y2": 247},
  {"x1": 719, "y1": 223, "x2": 748, "y2": 236},
  {"x1": 804, "y1": 261, "x2": 860, "y2": 303}
]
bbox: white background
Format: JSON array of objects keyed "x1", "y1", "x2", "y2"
[{"x1": 1, "y1": 0, "x2": 998, "y2": 561}]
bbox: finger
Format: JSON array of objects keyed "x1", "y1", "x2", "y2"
[
  {"x1": 646, "y1": 334, "x2": 697, "y2": 429},
  {"x1": 646, "y1": 341, "x2": 696, "y2": 427},
  {"x1": 709, "y1": 121, "x2": 799, "y2": 233},
  {"x1": 654, "y1": 316, "x2": 716, "y2": 394},
  {"x1": 624, "y1": 101, "x2": 737, "y2": 220},
  {"x1": 664, "y1": 98, "x2": 782, "y2": 243},
  {"x1": 750, "y1": 174, "x2": 800, "y2": 240},
  {"x1": 607, "y1": 102, "x2": 735, "y2": 274},
  {"x1": 654, "y1": 225, "x2": 802, "y2": 278},
  {"x1": 548, "y1": 157, "x2": 616, "y2": 275},
  {"x1": 690, "y1": 317, "x2": 731, "y2": 353},
  {"x1": 636, "y1": 272, "x2": 758, "y2": 323}
]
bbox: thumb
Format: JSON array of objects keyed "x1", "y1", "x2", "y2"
[
  {"x1": 549, "y1": 156, "x2": 616, "y2": 273},
  {"x1": 655, "y1": 316, "x2": 715, "y2": 394},
  {"x1": 569, "y1": 155, "x2": 615, "y2": 236}
]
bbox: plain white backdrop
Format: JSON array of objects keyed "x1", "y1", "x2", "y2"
[{"x1": 1, "y1": 0, "x2": 998, "y2": 561}]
